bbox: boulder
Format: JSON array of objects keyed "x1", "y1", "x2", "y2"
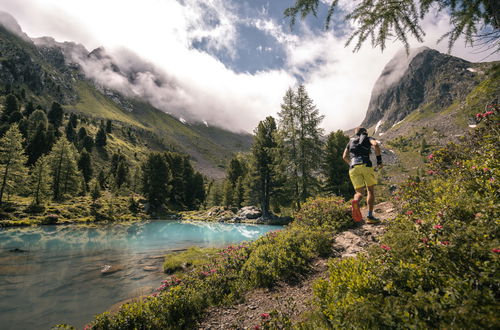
[{"x1": 237, "y1": 206, "x2": 262, "y2": 219}]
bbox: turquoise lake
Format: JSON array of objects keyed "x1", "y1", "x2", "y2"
[{"x1": 0, "y1": 221, "x2": 280, "y2": 329}]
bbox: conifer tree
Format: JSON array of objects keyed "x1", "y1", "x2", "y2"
[
  {"x1": 278, "y1": 85, "x2": 324, "y2": 209},
  {"x1": 65, "y1": 121, "x2": 76, "y2": 142},
  {"x1": 95, "y1": 126, "x2": 107, "y2": 147},
  {"x1": 192, "y1": 172, "x2": 205, "y2": 209},
  {"x1": 77, "y1": 150, "x2": 93, "y2": 184},
  {"x1": 141, "y1": 153, "x2": 172, "y2": 212},
  {"x1": 69, "y1": 113, "x2": 78, "y2": 128},
  {"x1": 234, "y1": 176, "x2": 245, "y2": 208},
  {"x1": 250, "y1": 116, "x2": 280, "y2": 217},
  {"x1": 181, "y1": 157, "x2": 195, "y2": 209},
  {"x1": 1, "y1": 94, "x2": 19, "y2": 122},
  {"x1": 26, "y1": 123, "x2": 49, "y2": 166},
  {"x1": 285, "y1": 0, "x2": 500, "y2": 53},
  {"x1": 322, "y1": 130, "x2": 353, "y2": 199},
  {"x1": 105, "y1": 119, "x2": 113, "y2": 133},
  {"x1": 48, "y1": 102, "x2": 64, "y2": 128},
  {"x1": 24, "y1": 101, "x2": 35, "y2": 117},
  {"x1": 222, "y1": 180, "x2": 234, "y2": 207},
  {"x1": 29, "y1": 155, "x2": 51, "y2": 206},
  {"x1": 227, "y1": 158, "x2": 244, "y2": 187},
  {"x1": 0, "y1": 124, "x2": 27, "y2": 205},
  {"x1": 49, "y1": 137, "x2": 80, "y2": 200}
]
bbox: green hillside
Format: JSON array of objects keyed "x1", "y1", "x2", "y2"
[{"x1": 0, "y1": 25, "x2": 252, "y2": 178}]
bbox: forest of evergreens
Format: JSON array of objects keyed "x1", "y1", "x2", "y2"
[{"x1": 0, "y1": 84, "x2": 354, "y2": 225}]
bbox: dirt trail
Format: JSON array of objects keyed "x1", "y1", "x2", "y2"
[{"x1": 198, "y1": 202, "x2": 397, "y2": 329}]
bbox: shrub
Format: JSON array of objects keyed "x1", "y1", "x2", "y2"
[
  {"x1": 42, "y1": 214, "x2": 59, "y2": 225},
  {"x1": 293, "y1": 196, "x2": 352, "y2": 232},
  {"x1": 313, "y1": 109, "x2": 499, "y2": 329}
]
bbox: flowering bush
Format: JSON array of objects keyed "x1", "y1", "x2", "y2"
[
  {"x1": 293, "y1": 196, "x2": 351, "y2": 232},
  {"x1": 313, "y1": 109, "x2": 499, "y2": 328}
]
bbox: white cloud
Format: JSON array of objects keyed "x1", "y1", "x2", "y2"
[{"x1": 0, "y1": 0, "x2": 497, "y2": 134}]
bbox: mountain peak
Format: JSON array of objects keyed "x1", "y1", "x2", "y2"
[
  {"x1": 0, "y1": 11, "x2": 30, "y2": 41},
  {"x1": 361, "y1": 48, "x2": 475, "y2": 130}
]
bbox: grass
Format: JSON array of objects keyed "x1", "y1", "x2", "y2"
[
  {"x1": 163, "y1": 247, "x2": 219, "y2": 274},
  {"x1": 0, "y1": 194, "x2": 147, "y2": 227}
]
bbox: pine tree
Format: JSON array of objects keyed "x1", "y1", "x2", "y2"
[
  {"x1": 90, "y1": 179, "x2": 101, "y2": 201},
  {"x1": 250, "y1": 116, "x2": 280, "y2": 217},
  {"x1": 69, "y1": 113, "x2": 78, "y2": 128},
  {"x1": 141, "y1": 153, "x2": 172, "y2": 212},
  {"x1": 182, "y1": 157, "x2": 195, "y2": 209},
  {"x1": 164, "y1": 152, "x2": 185, "y2": 208},
  {"x1": 95, "y1": 126, "x2": 107, "y2": 147},
  {"x1": 222, "y1": 180, "x2": 234, "y2": 207},
  {"x1": 29, "y1": 155, "x2": 51, "y2": 205},
  {"x1": 65, "y1": 121, "x2": 76, "y2": 142},
  {"x1": 48, "y1": 137, "x2": 80, "y2": 200},
  {"x1": 322, "y1": 130, "x2": 353, "y2": 199},
  {"x1": 77, "y1": 150, "x2": 93, "y2": 184},
  {"x1": 0, "y1": 124, "x2": 27, "y2": 205},
  {"x1": 24, "y1": 101, "x2": 35, "y2": 117},
  {"x1": 105, "y1": 119, "x2": 112, "y2": 133},
  {"x1": 26, "y1": 123, "x2": 49, "y2": 166},
  {"x1": 1, "y1": 94, "x2": 19, "y2": 122},
  {"x1": 48, "y1": 102, "x2": 64, "y2": 128},
  {"x1": 115, "y1": 161, "x2": 129, "y2": 189},
  {"x1": 278, "y1": 85, "x2": 324, "y2": 209},
  {"x1": 234, "y1": 176, "x2": 245, "y2": 208},
  {"x1": 192, "y1": 172, "x2": 205, "y2": 209},
  {"x1": 285, "y1": 0, "x2": 500, "y2": 53},
  {"x1": 227, "y1": 158, "x2": 244, "y2": 187}
]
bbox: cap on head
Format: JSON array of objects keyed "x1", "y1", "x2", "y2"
[{"x1": 355, "y1": 127, "x2": 367, "y2": 136}]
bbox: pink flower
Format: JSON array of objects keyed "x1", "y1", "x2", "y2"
[
  {"x1": 380, "y1": 245, "x2": 391, "y2": 251},
  {"x1": 261, "y1": 313, "x2": 270, "y2": 319},
  {"x1": 253, "y1": 326, "x2": 261, "y2": 330},
  {"x1": 406, "y1": 211, "x2": 413, "y2": 216},
  {"x1": 491, "y1": 248, "x2": 500, "y2": 253},
  {"x1": 440, "y1": 241, "x2": 450, "y2": 245},
  {"x1": 210, "y1": 269, "x2": 217, "y2": 273},
  {"x1": 421, "y1": 238, "x2": 429, "y2": 243},
  {"x1": 472, "y1": 166, "x2": 477, "y2": 170},
  {"x1": 483, "y1": 168, "x2": 489, "y2": 172},
  {"x1": 427, "y1": 170, "x2": 435, "y2": 175},
  {"x1": 415, "y1": 219, "x2": 423, "y2": 225},
  {"x1": 428, "y1": 154, "x2": 434, "y2": 160},
  {"x1": 475, "y1": 113, "x2": 483, "y2": 118},
  {"x1": 434, "y1": 224, "x2": 443, "y2": 229}
]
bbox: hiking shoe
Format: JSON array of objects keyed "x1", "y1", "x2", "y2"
[
  {"x1": 351, "y1": 200, "x2": 363, "y2": 223},
  {"x1": 366, "y1": 215, "x2": 381, "y2": 224}
]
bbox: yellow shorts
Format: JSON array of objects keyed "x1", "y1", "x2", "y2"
[{"x1": 349, "y1": 164, "x2": 377, "y2": 189}]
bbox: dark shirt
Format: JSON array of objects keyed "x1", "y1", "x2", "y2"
[{"x1": 346, "y1": 134, "x2": 374, "y2": 167}]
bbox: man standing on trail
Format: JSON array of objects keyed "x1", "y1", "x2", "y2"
[{"x1": 343, "y1": 127, "x2": 383, "y2": 224}]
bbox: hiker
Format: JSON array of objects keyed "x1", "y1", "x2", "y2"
[{"x1": 342, "y1": 127, "x2": 383, "y2": 224}]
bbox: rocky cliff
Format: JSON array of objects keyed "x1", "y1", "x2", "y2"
[{"x1": 362, "y1": 47, "x2": 479, "y2": 132}]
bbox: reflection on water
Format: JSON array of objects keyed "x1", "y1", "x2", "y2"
[{"x1": 0, "y1": 221, "x2": 279, "y2": 330}]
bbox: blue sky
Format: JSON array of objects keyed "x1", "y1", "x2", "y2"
[{"x1": 1, "y1": 0, "x2": 497, "y2": 132}]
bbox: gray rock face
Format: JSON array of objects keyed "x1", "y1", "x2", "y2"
[{"x1": 362, "y1": 48, "x2": 478, "y2": 131}]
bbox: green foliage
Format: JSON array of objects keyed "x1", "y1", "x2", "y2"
[
  {"x1": 95, "y1": 126, "x2": 107, "y2": 147},
  {"x1": 163, "y1": 247, "x2": 218, "y2": 274},
  {"x1": 285, "y1": 0, "x2": 500, "y2": 53},
  {"x1": 1, "y1": 94, "x2": 19, "y2": 122},
  {"x1": 294, "y1": 196, "x2": 351, "y2": 232},
  {"x1": 241, "y1": 227, "x2": 331, "y2": 288},
  {"x1": 0, "y1": 124, "x2": 27, "y2": 205},
  {"x1": 278, "y1": 85, "x2": 324, "y2": 210},
  {"x1": 249, "y1": 116, "x2": 281, "y2": 216},
  {"x1": 29, "y1": 155, "x2": 51, "y2": 206},
  {"x1": 141, "y1": 153, "x2": 172, "y2": 212},
  {"x1": 77, "y1": 150, "x2": 93, "y2": 184},
  {"x1": 322, "y1": 130, "x2": 353, "y2": 199},
  {"x1": 48, "y1": 137, "x2": 80, "y2": 200},
  {"x1": 313, "y1": 110, "x2": 499, "y2": 329},
  {"x1": 48, "y1": 102, "x2": 63, "y2": 128}
]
